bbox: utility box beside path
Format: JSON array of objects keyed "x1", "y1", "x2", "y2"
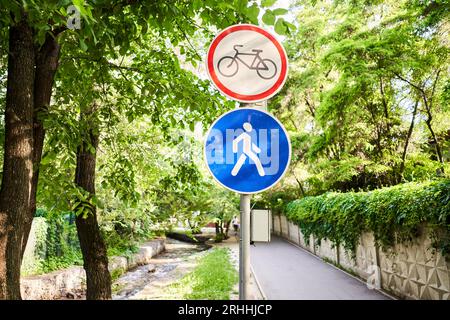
[{"x1": 251, "y1": 209, "x2": 271, "y2": 242}]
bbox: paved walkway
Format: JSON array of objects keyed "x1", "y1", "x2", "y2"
[{"x1": 251, "y1": 236, "x2": 390, "y2": 300}]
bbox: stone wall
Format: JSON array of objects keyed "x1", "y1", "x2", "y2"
[
  {"x1": 272, "y1": 214, "x2": 450, "y2": 300},
  {"x1": 20, "y1": 239, "x2": 165, "y2": 300}
]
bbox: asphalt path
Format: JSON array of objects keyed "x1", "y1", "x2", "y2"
[{"x1": 250, "y1": 236, "x2": 391, "y2": 300}]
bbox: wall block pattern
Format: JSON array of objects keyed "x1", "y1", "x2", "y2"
[{"x1": 272, "y1": 215, "x2": 450, "y2": 300}]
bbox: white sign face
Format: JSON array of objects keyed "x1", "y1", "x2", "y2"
[{"x1": 206, "y1": 24, "x2": 288, "y2": 103}]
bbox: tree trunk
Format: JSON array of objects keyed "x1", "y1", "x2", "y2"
[
  {"x1": 0, "y1": 20, "x2": 35, "y2": 299},
  {"x1": 215, "y1": 222, "x2": 220, "y2": 235},
  {"x1": 294, "y1": 175, "x2": 306, "y2": 198},
  {"x1": 379, "y1": 77, "x2": 391, "y2": 134},
  {"x1": 422, "y1": 70, "x2": 444, "y2": 170},
  {"x1": 422, "y1": 84, "x2": 444, "y2": 166},
  {"x1": 394, "y1": 72, "x2": 443, "y2": 166},
  {"x1": 399, "y1": 101, "x2": 419, "y2": 178},
  {"x1": 74, "y1": 109, "x2": 111, "y2": 300},
  {"x1": 425, "y1": 117, "x2": 444, "y2": 165},
  {"x1": 224, "y1": 220, "x2": 230, "y2": 238},
  {"x1": 21, "y1": 34, "x2": 61, "y2": 257}
]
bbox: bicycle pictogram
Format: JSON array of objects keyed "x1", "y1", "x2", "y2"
[{"x1": 217, "y1": 45, "x2": 277, "y2": 80}]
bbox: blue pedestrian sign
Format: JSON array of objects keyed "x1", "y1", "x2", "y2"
[{"x1": 204, "y1": 108, "x2": 291, "y2": 194}]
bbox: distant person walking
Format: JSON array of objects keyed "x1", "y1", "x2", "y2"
[{"x1": 231, "y1": 216, "x2": 240, "y2": 234}]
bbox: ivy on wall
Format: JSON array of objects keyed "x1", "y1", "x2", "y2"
[
  {"x1": 285, "y1": 180, "x2": 450, "y2": 256},
  {"x1": 22, "y1": 211, "x2": 82, "y2": 275},
  {"x1": 21, "y1": 217, "x2": 49, "y2": 275}
]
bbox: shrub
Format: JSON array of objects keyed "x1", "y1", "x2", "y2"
[
  {"x1": 285, "y1": 179, "x2": 450, "y2": 255},
  {"x1": 214, "y1": 233, "x2": 225, "y2": 243}
]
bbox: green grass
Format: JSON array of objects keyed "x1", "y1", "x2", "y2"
[{"x1": 168, "y1": 248, "x2": 238, "y2": 300}]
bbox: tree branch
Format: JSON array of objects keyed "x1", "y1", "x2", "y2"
[{"x1": 429, "y1": 68, "x2": 441, "y2": 110}]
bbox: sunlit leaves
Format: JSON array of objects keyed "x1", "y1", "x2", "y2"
[
  {"x1": 272, "y1": 8, "x2": 288, "y2": 15},
  {"x1": 269, "y1": 0, "x2": 449, "y2": 196},
  {"x1": 274, "y1": 17, "x2": 295, "y2": 35},
  {"x1": 262, "y1": 10, "x2": 276, "y2": 25},
  {"x1": 261, "y1": 0, "x2": 277, "y2": 7},
  {"x1": 246, "y1": 3, "x2": 260, "y2": 24}
]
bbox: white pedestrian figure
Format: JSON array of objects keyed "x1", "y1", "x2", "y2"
[{"x1": 231, "y1": 122, "x2": 265, "y2": 177}]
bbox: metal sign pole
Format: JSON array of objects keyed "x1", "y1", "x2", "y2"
[
  {"x1": 239, "y1": 193, "x2": 251, "y2": 300},
  {"x1": 239, "y1": 101, "x2": 267, "y2": 300}
]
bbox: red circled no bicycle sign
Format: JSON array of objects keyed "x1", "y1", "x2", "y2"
[{"x1": 206, "y1": 24, "x2": 288, "y2": 103}]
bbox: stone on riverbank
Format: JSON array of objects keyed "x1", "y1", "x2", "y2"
[{"x1": 20, "y1": 238, "x2": 165, "y2": 300}]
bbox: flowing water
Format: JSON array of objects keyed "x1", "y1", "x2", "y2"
[{"x1": 113, "y1": 238, "x2": 211, "y2": 300}]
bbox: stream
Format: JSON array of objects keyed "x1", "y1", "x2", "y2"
[{"x1": 113, "y1": 238, "x2": 211, "y2": 300}]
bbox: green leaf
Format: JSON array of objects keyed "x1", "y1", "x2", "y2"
[
  {"x1": 274, "y1": 18, "x2": 287, "y2": 35},
  {"x1": 262, "y1": 10, "x2": 276, "y2": 26},
  {"x1": 246, "y1": 3, "x2": 260, "y2": 24},
  {"x1": 283, "y1": 20, "x2": 296, "y2": 32},
  {"x1": 72, "y1": 0, "x2": 85, "y2": 7},
  {"x1": 261, "y1": 0, "x2": 277, "y2": 7},
  {"x1": 272, "y1": 8, "x2": 288, "y2": 15},
  {"x1": 237, "y1": 0, "x2": 249, "y2": 12},
  {"x1": 79, "y1": 38, "x2": 88, "y2": 51}
]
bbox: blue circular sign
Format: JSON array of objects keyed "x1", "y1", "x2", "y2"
[{"x1": 204, "y1": 108, "x2": 291, "y2": 194}]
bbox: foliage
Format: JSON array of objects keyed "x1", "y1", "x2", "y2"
[
  {"x1": 272, "y1": 0, "x2": 450, "y2": 196},
  {"x1": 37, "y1": 249, "x2": 83, "y2": 275},
  {"x1": 254, "y1": 187, "x2": 300, "y2": 214},
  {"x1": 23, "y1": 208, "x2": 147, "y2": 275},
  {"x1": 206, "y1": 185, "x2": 240, "y2": 240},
  {"x1": 103, "y1": 231, "x2": 140, "y2": 259},
  {"x1": 285, "y1": 179, "x2": 450, "y2": 255},
  {"x1": 21, "y1": 218, "x2": 48, "y2": 275},
  {"x1": 0, "y1": 0, "x2": 295, "y2": 299},
  {"x1": 110, "y1": 268, "x2": 126, "y2": 282},
  {"x1": 36, "y1": 212, "x2": 84, "y2": 274},
  {"x1": 168, "y1": 248, "x2": 238, "y2": 299},
  {"x1": 153, "y1": 127, "x2": 240, "y2": 235},
  {"x1": 21, "y1": 212, "x2": 83, "y2": 275},
  {"x1": 155, "y1": 162, "x2": 211, "y2": 232},
  {"x1": 214, "y1": 233, "x2": 226, "y2": 243}
]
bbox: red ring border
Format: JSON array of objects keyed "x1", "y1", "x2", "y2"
[{"x1": 207, "y1": 24, "x2": 288, "y2": 102}]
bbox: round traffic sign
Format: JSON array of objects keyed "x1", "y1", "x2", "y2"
[
  {"x1": 204, "y1": 108, "x2": 291, "y2": 194},
  {"x1": 206, "y1": 24, "x2": 288, "y2": 103}
]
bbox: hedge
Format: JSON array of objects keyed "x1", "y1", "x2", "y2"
[{"x1": 285, "y1": 179, "x2": 450, "y2": 256}]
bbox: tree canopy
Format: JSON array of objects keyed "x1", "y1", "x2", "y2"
[{"x1": 263, "y1": 0, "x2": 449, "y2": 204}]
